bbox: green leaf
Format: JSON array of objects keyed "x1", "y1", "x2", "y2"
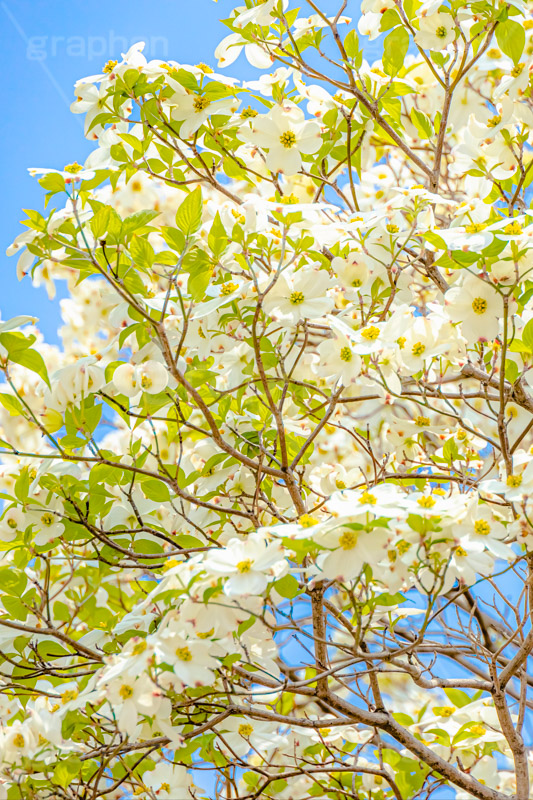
[
  {"x1": 0, "y1": 567, "x2": 26, "y2": 595},
  {"x1": 176, "y1": 187, "x2": 203, "y2": 236},
  {"x1": 38, "y1": 172, "x2": 66, "y2": 195},
  {"x1": 130, "y1": 236, "x2": 155, "y2": 271},
  {"x1": 383, "y1": 27, "x2": 409, "y2": 77},
  {"x1": 424, "y1": 230, "x2": 447, "y2": 250},
  {"x1": 392, "y1": 712, "x2": 414, "y2": 726},
  {"x1": 53, "y1": 757, "x2": 83, "y2": 789},
  {"x1": 444, "y1": 688, "x2": 473, "y2": 708},
  {"x1": 162, "y1": 227, "x2": 186, "y2": 252},
  {"x1": 376, "y1": 591, "x2": 406, "y2": 606},
  {"x1": 0, "y1": 331, "x2": 35, "y2": 354},
  {"x1": 344, "y1": 29, "x2": 359, "y2": 60},
  {"x1": 0, "y1": 393, "x2": 24, "y2": 417},
  {"x1": 119, "y1": 132, "x2": 144, "y2": 156},
  {"x1": 273, "y1": 574, "x2": 299, "y2": 599},
  {"x1": 208, "y1": 212, "x2": 229, "y2": 260},
  {"x1": 495, "y1": 19, "x2": 525, "y2": 65},
  {"x1": 443, "y1": 437, "x2": 461, "y2": 463},
  {"x1": 508, "y1": 338, "x2": 530, "y2": 354},
  {"x1": 4, "y1": 346, "x2": 50, "y2": 388},
  {"x1": 410, "y1": 107, "x2": 433, "y2": 139},
  {"x1": 223, "y1": 156, "x2": 249, "y2": 181},
  {"x1": 522, "y1": 319, "x2": 533, "y2": 351},
  {"x1": 186, "y1": 250, "x2": 213, "y2": 302},
  {"x1": 380, "y1": 8, "x2": 402, "y2": 30},
  {"x1": 121, "y1": 210, "x2": 160, "y2": 238},
  {"x1": 505, "y1": 358, "x2": 519, "y2": 383},
  {"x1": 90, "y1": 206, "x2": 112, "y2": 239},
  {"x1": 141, "y1": 478, "x2": 170, "y2": 502}
]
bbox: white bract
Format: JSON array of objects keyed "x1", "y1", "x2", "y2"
[{"x1": 112, "y1": 360, "x2": 169, "y2": 396}]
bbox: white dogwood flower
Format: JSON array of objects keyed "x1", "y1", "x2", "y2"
[
  {"x1": 445, "y1": 275, "x2": 502, "y2": 342},
  {"x1": 113, "y1": 360, "x2": 169, "y2": 397},
  {"x1": 203, "y1": 532, "x2": 287, "y2": 596},
  {"x1": 263, "y1": 267, "x2": 333, "y2": 323},
  {"x1": 415, "y1": 12, "x2": 456, "y2": 50},
  {"x1": 143, "y1": 763, "x2": 193, "y2": 800},
  {"x1": 239, "y1": 102, "x2": 322, "y2": 174}
]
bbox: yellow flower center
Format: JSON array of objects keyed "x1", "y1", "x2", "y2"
[
  {"x1": 281, "y1": 193, "x2": 299, "y2": 205},
  {"x1": 397, "y1": 539, "x2": 411, "y2": 555},
  {"x1": 414, "y1": 416, "x2": 430, "y2": 427},
  {"x1": 196, "y1": 62, "x2": 214, "y2": 73},
  {"x1": 140, "y1": 374, "x2": 153, "y2": 389},
  {"x1": 103, "y1": 59, "x2": 118, "y2": 74},
  {"x1": 455, "y1": 546, "x2": 468, "y2": 557},
  {"x1": 361, "y1": 326, "x2": 380, "y2": 340},
  {"x1": 241, "y1": 106, "x2": 258, "y2": 118},
  {"x1": 13, "y1": 734, "x2": 25, "y2": 748},
  {"x1": 507, "y1": 474, "x2": 522, "y2": 487},
  {"x1": 238, "y1": 723, "x2": 254, "y2": 736},
  {"x1": 280, "y1": 130, "x2": 296, "y2": 148},
  {"x1": 437, "y1": 706, "x2": 455, "y2": 717},
  {"x1": 132, "y1": 640, "x2": 147, "y2": 656},
  {"x1": 511, "y1": 63, "x2": 524, "y2": 78},
  {"x1": 41, "y1": 512, "x2": 55, "y2": 526},
  {"x1": 193, "y1": 96, "x2": 211, "y2": 112},
  {"x1": 435, "y1": 25, "x2": 448, "y2": 38},
  {"x1": 6, "y1": 517, "x2": 17, "y2": 529},
  {"x1": 465, "y1": 223, "x2": 485, "y2": 232},
  {"x1": 397, "y1": 336, "x2": 406, "y2": 349},
  {"x1": 411, "y1": 342, "x2": 426, "y2": 357},
  {"x1": 471, "y1": 297, "x2": 487, "y2": 314},
  {"x1": 221, "y1": 282, "x2": 239, "y2": 295},
  {"x1": 339, "y1": 530, "x2": 358, "y2": 550},
  {"x1": 236, "y1": 559, "x2": 253, "y2": 573},
  {"x1": 487, "y1": 48, "x2": 501, "y2": 58},
  {"x1": 289, "y1": 291, "x2": 305, "y2": 305},
  {"x1": 504, "y1": 221, "x2": 522, "y2": 235},
  {"x1": 470, "y1": 723, "x2": 486, "y2": 736},
  {"x1": 64, "y1": 162, "x2": 83, "y2": 174},
  {"x1": 418, "y1": 496, "x2": 436, "y2": 508},
  {"x1": 61, "y1": 689, "x2": 78, "y2": 704},
  {"x1": 474, "y1": 519, "x2": 491, "y2": 535},
  {"x1": 359, "y1": 491, "x2": 377, "y2": 505},
  {"x1": 386, "y1": 223, "x2": 399, "y2": 233},
  {"x1": 487, "y1": 115, "x2": 501, "y2": 128},
  {"x1": 299, "y1": 514, "x2": 318, "y2": 528},
  {"x1": 339, "y1": 346, "x2": 352, "y2": 362},
  {"x1": 176, "y1": 646, "x2": 193, "y2": 661},
  {"x1": 119, "y1": 684, "x2": 134, "y2": 700}
]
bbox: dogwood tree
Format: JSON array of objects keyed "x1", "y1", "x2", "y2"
[{"x1": 3, "y1": 0, "x2": 533, "y2": 797}]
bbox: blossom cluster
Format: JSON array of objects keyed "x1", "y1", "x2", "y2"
[{"x1": 2, "y1": 0, "x2": 533, "y2": 797}]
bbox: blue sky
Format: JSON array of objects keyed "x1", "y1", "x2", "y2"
[
  {"x1": 0, "y1": 1, "x2": 376, "y2": 343},
  {"x1": 0, "y1": 0, "x2": 259, "y2": 342}
]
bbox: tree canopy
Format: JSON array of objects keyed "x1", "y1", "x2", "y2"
[{"x1": 2, "y1": 0, "x2": 533, "y2": 797}]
